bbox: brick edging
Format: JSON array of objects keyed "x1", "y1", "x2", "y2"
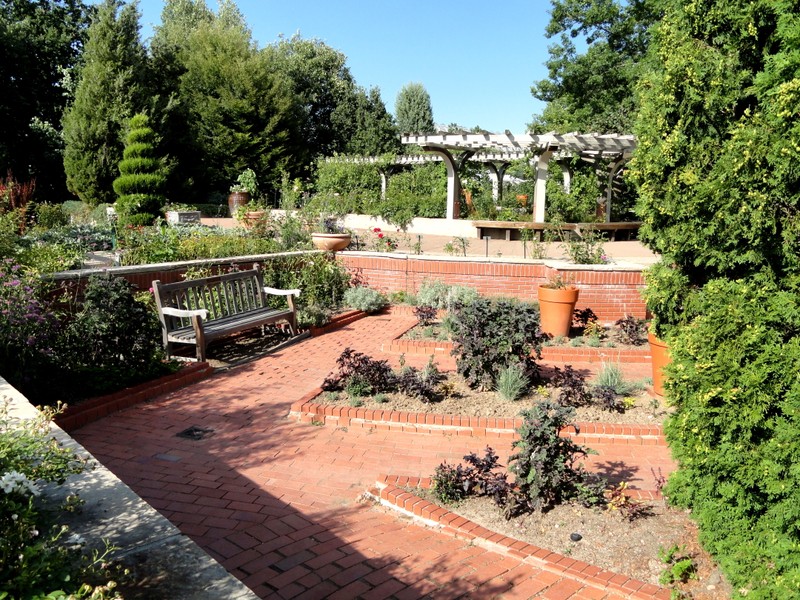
[
  {"x1": 55, "y1": 362, "x2": 215, "y2": 432},
  {"x1": 290, "y1": 389, "x2": 666, "y2": 444},
  {"x1": 370, "y1": 476, "x2": 670, "y2": 600},
  {"x1": 308, "y1": 310, "x2": 367, "y2": 336}
]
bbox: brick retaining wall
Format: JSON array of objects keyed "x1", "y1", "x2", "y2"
[{"x1": 338, "y1": 254, "x2": 646, "y2": 322}]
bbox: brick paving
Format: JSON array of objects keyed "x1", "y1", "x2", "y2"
[{"x1": 72, "y1": 311, "x2": 674, "y2": 599}]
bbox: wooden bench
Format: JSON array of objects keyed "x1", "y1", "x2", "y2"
[
  {"x1": 152, "y1": 267, "x2": 300, "y2": 362},
  {"x1": 472, "y1": 221, "x2": 641, "y2": 242}
]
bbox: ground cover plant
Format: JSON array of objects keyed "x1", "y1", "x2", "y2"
[{"x1": 0, "y1": 400, "x2": 122, "y2": 598}]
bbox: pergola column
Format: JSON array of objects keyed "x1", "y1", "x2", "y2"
[
  {"x1": 422, "y1": 146, "x2": 474, "y2": 220},
  {"x1": 485, "y1": 161, "x2": 509, "y2": 202},
  {"x1": 532, "y1": 150, "x2": 553, "y2": 223}
]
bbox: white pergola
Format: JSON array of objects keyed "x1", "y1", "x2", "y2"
[{"x1": 401, "y1": 132, "x2": 637, "y2": 221}]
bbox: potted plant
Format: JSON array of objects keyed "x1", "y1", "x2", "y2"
[
  {"x1": 310, "y1": 214, "x2": 351, "y2": 251},
  {"x1": 647, "y1": 327, "x2": 670, "y2": 396},
  {"x1": 537, "y1": 273, "x2": 579, "y2": 338},
  {"x1": 228, "y1": 168, "x2": 258, "y2": 216}
]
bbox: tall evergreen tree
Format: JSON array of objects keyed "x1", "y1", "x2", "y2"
[
  {"x1": 332, "y1": 86, "x2": 400, "y2": 156},
  {"x1": 62, "y1": 0, "x2": 146, "y2": 205},
  {"x1": 395, "y1": 82, "x2": 435, "y2": 135},
  {"x1": 166, "y1": 4, "x2": 300, "y2": 195},
  {"x1": 0, "y1": 0, "x2": 92, "y2": 201},
  {"x1": 113, "y1": 113, "x2": 166, "y2": 224}
]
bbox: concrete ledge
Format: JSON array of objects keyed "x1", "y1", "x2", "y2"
[{"x1": 1, "y1": 376, "x2": 258, "y2": 600}]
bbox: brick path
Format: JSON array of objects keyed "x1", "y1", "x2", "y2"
[{"x1": 72, "y1": 311, "x2": 675, "y2": 599}]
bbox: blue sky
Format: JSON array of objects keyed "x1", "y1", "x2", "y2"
[{"x1": 128, "y1": 0, "x2": 553, "y2": 133}]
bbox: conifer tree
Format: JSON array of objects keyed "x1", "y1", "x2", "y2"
[
  {"x1": 395, "y1": 83, "x2": 435, "y2": 135},
  {"x1": 113, "y1": 113, "x2": 166, "y2": 224},
  {"x1": 62, "y1": 0, "x2": 146, "y2": 205}
]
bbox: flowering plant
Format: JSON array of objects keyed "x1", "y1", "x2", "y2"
[{"x1": 369, "y1": 227, "x2": 398, "y2": 252}]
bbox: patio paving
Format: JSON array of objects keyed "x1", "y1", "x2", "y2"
[{"x1": 72, "y1": 310, "x2": 675, "y2": 599}]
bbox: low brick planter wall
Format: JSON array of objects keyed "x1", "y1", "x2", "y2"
[{"x1": 55, "y1": 362, "x2": 214, "y2": 432}]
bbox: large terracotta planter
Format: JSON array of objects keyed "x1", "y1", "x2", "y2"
[
  {"x1": 537, "y1": 284, "x2": 579, "y2": 338},
  {"x1": 240, "y1": 210, "x2": 266, "y2": 228},
  {"x1": 311, "y1": 232, "x2": 351, "y2": 252},
  {"x1": 648, "y1": 332, "x2": 670, "y2": 396},
  {"x1": 227, "y1": 191, "x2": 250, "y2": 216}
]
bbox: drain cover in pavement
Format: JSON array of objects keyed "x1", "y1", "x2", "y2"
[{"x1": 176, "y1": 425, "x2": 214, "y2": 440}]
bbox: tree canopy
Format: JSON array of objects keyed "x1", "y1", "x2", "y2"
[
  {"x1": 0, "y1": 0, "x2": 93, "y2": 201},
  {"x1": 530, "y1": 0, "x2": 657, "y2": 133},
  {"x1": 395, "y1": 82, "x2": 435, "y2": 135}
]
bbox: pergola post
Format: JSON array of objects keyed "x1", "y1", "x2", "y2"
[
  {"x1": 533, "y1": 151, "x2": 553, "y2": 223},
  {"x1": 422, "y1": 146, "x2": 474, "y2": 220},
  {"x1": 377, "y1": 167, "x2": 389, "y2": 201}
]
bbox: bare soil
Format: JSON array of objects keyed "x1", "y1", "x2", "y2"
[
  {"x1": 411, "y1": 488, "x2": 731, "y2": 599},
  {"x1": 317, "y1": 371, "x2": 671, "y2": 425}
]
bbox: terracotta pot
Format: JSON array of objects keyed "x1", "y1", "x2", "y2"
[
  {"x1": 241, "y1": 210, "x2": 266, "y2": 228},
  {"x1": 227, "y1": 191, "x2": 250, "y2": 216},
  {"x1": 648, "y1": 332, "x2": 670, "y2": 396},
  {"x1": 311, "y1": 232, "x2": 351, "y2": 252},
  {"x1": 537, "y1": 284, "x2": 579, "y2": 338}
]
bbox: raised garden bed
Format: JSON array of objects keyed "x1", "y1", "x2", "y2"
[{"x1": 372, "y1": 476, "x2": 731, "y2": 600}]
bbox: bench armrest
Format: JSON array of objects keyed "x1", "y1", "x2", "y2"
[
  {"x1": 263, "y1": 287, "x2": 300, "y2": 297},
  {"x1": 162, "y1": 307, "x2": 209, "y2": 319}
]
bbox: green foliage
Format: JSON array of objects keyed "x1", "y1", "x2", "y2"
[
  {"x1": 229, "y1": 168, "x2": 258, "y2": 196},
  {"x1": 62, "y1": 0, "x2": 146, "y2": 206},
  {"x1": 530, "y1": 0, "x2": 655, "y2": 134},
  {"x1": 658, "y1": 545, "x2": 696, "y2": 586},
  {"x1": 259, "y1": 253, "x2": 351, "y2": 316},
  {"x1": 509, "y1": 400, "x2": 605, "y2": 512},
  {"x1": 314, "y1": 159, "x2": 382, "y2": 214},
  {"x1": 343, "y1": 286, "x2": 388, "y2": 314},
  {"x1": 56, "y1": 275, "x2": 171, "y2": 400},
  {"x1": 0, "y1": 401, "x2": 122, "y2": 599},
  {"x1": 431, "y1": 447, "x2": 510, "y2": 506},
  {"x1": 0, "y1": 0, "x2": 92, "y2": 202},
  {"x1": 545, "y1": 160, "x2": 602, "y2": 223},
  {"x1": 630, "y1": 1, "x2": 800, "y2": 285},
  {"x1": 561, "y1": 227, "x2": 608, "y2": 264},
  {"x1": 333, "y1": 86, "x2": 401, "y2": 156},
  {"x1": 662, "y1": 277, "x2": 800, "y2": 595},
  {"x1": 113, "y1": 113, "x2": 167, "y2": 224},
  {"x1": 32, "y1": 204, "x2": 70, "y2": 230},
  {"x1": 591, "y1": 363, "x2": 644, "y2": 397},
  {"x1": 395, "y1": 82, "x2": 434, "y2": 134},
  {"x1": 495, "y1": 363, "x2": 529, "y2": 402},
  {"x1": 448, "y1": 297, "x2": 543, "y2": 391},
  {"x1": 382, "y1": 163, "x2": 447, "y2": 224}
]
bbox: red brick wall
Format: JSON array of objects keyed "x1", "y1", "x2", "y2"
[{"x1": 338, "y1": 254, "x2": 646, "y2": 322}]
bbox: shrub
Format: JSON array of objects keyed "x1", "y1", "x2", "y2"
[
  {"x1": 549, "y1": 365, "x2": 592, "y2": 407},
  {"x1": 413, "y1": 304, "x2": 437, "y2": 326},
  {"x1": 495, "y1": 363, "x2": 528, "y2": 402},
  {"x1": 508, "y1": 400, "x2": 606, "y2": 512},
  {"x1": 431, "y1": 447, "x2": 510, "y2": 506},
  {"x1": 113, "y1": 113, "x2": 167, "y2": 225},
  {"x1": 0, "y1": 261, "x2": 60, "y2": 399},
  {"x1": 395, "y1": 357, "x2": 444, "y2": 403},
  {"x1": 55, "y1": 275, "x2": 171, "y2": 400},
  {"x1": 448, "y1": 297, "x2": 544, "y2": 390},
  {"x1": 321, "y1": 348, "x2": 395, "y2": 394},
  {"x1": 343, "y1": 286, "x2": 388, "y2": 313},
  {"x1": 663, "y1": 278, "x2": 800, "y2": 594},
  {"x1": 0, "y1": 401, "x2": 119, "y2": 598},
  {"x1": 32, "y1": 202, "x2": 69, "y2": 229},
  {"x1": 613, "y1": 315, "x2": 647, "y2": 346}
]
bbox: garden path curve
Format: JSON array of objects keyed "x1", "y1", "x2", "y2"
[{"x1": 72, "y1": 310, "x2": 674, "y2": 599}]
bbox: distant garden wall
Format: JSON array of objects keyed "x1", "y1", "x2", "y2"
[
  {"x1": 50, "y1": 251, "x2": 646, "y2": 323},
  {"x1": 338, "y1": 253, "x2": 646, "y2": 322}
]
